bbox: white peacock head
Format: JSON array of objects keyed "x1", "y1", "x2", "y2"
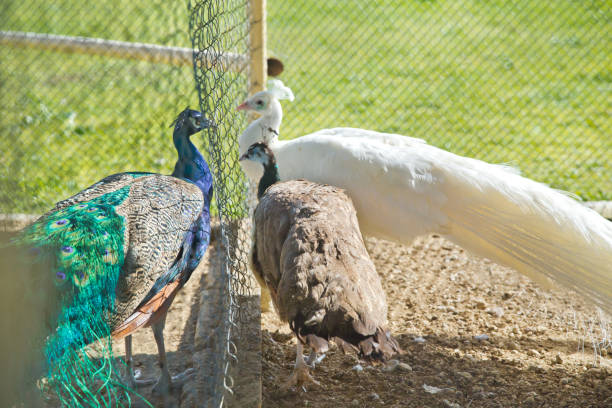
[{"x1": 236, "y1": 79, "x2": 294, "y2": 115}]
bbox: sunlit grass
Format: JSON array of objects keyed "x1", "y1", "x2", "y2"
[
  {"x1": 268, "y1": 0, "x2": 611, "y2": 200},
  {"x1": 1, "y1": 0, "x2": 610, "y2": 215}
]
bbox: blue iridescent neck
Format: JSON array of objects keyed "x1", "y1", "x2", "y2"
[{"x1": 171, "y1": 126, "x2": 213, "y2": 205}]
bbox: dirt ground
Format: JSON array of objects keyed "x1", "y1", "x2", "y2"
[
  {"x1": 261, "y1": 235, "x2": 611, "y2": 408},
  {"x1": 112, "y1": 244, "x2": 216, "y2": 408},
  {"x1": 114, "y1": 234, "x2": 611, "y2": 408}
]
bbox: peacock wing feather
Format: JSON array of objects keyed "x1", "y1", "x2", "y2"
[
  {"x1": 12, "y1": 172, "x2": 203, "y2": 406},
  {"x1": 42, "y1": 172, "x2": 154, "y2": 216},
  {"x1": 111, "y1": 175, "x2": 205, "y2": 333}
]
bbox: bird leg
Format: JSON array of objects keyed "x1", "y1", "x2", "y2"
[
  {"x1": 150, "y1": 315, "x2": 195, "y2": 396},
  {"x1": 260, "y1": 285, "x2": 273, "y2": 313},
  {"x1": 305, "y1": 350, "x2": 326, "y2": 368},
  {"x1": 123, "y1": 335, "x2": 156, "y2": 388},
  {"x1": 281, "y1": 340, "x2": 320, "y2": 391}
]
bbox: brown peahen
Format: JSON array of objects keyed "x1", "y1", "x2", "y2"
[
  {"x1": 240, "y1": 142, "x2": 400, "y2": 389},
  {"x1": 3, "y1": 108, "x2": 214, "y2": 407}
]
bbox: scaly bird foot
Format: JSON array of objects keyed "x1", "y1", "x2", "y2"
[
  {"x1": 281, "y1": 364, "x2": 320, "y2": 392},
  {"x1": 306, "y1": 352, "x2": 326, "y2": 368},
  {"x1": 151, "y1": 368, "x2": 195, "y2": 396},
  {"x1": 124, "y1": 369, "x2": 157, "y2": 389}
]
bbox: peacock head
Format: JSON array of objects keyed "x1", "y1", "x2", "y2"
[
  {"x1": 236, "y1": 91, "x2": 273, "y2": 114},
  {"x1": 172, "y1": 108, "x2": 215, "y2": 136},
  {"x1": 236, "y1": 79, "x2": 294, "y2": 116},
  {"x1": 239, "y1": 142, "x2": 275, "y2": 167}
]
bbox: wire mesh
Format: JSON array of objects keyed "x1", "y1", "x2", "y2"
[
  {"x1": 2, "y1": 0, "x2": 253, "y2": 405},
  {"x1": 189, "y1": 0, "x2": 253, "y2": 405},
  {"x1": 0, "y1": 1, "x2": 200, "y2": 215},
  {"x1": 267, "y1": 0, "x2": 611, "y2": 201}
]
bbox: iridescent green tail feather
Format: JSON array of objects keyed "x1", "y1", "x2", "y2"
[{"x1": 15, "y1": 186, "x2": 146, "y2": 407}]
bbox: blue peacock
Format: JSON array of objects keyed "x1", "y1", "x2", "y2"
[{"x1": 8, "y1": 108, "x2": 214, "y2": 406}]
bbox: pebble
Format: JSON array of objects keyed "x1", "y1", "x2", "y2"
[
  {"x1": 475, "y1": 300, "x2": 487, "y2": 310},
  {"x1": 443, "y1": 400, "x2": 462, "y2": 408},
  {"x1": 383, "y1": 360, "x2": 399, "y2": 372},
  {"x1": 382, "y1": 359, "x2": 412, "y2": 372},
  {"x1": 528, "y1": 365, "x2": 545, "y2": 374},
  {"x1": 527, "y1": 349, "x2": 541, "y2": 358},
  {"x1": 554, "y1": 354, "x2": 563, "y2": 364},
  {"x1": 524, "y1": 396, "x2": 536, "y2": 405},
  {"x1": 486, "y1": 306, "x2": 504, "y2": 317},
  {"x1": 351, "y1": 400, "x2": 359, "y2": 406},
  {"x1": 474, "y1": 334, "x2": 489, "y2": 341},
  {"x1": 560, "y1": 377, "x2": 572, "y2": 385},
  {"x1": 352, "y1": 364, "x2": 364, "y2": 372},
  {"x1": 505, "y1": 340, "x2": 518, "y2": 350},
  {"x1": 456, "y1": 371, "x2": 473, "y2": 380},
  {"x1": 474, "y1": 391, "x2": 497, "y2": 399},
  {"x1": 413, "y1": 336, "x2": 426, "y2": 343},
  {"x1": 423, "y1": 384, "x2": 455, "y2": 395},
  {"x1": 369, "y1": 392, "x2": 380, "y2": 401},
  {"x1": 423, "y1": 384, "x2": 444, "y2": 394},
  {"x1": 398, "y1": 362, "x2": 412, "y2": 372}
]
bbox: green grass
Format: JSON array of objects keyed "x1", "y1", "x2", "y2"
[
  {"x1": 268, "y1": 0, "x2": 611, "y2": 200},
  {"x1": 0, "y1": 0, "x2": 251, "y2": 215},
  {"x1": 1, "y1": 0, "x2": 610, "y2": 214}
]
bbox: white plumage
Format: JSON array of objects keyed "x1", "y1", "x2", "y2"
[{"x1": 237, "y1": 82, "x2": 612, "y2": 315}]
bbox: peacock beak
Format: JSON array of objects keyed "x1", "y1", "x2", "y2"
[
  {"x1": 236, "y1": 101, "x2": 249, "y2": 111},
  {"x1": 238, "y1": 152, "x2": 248, "y2": 161},
  {"x1": 201, "y1": 118, "x2": 216, "y2": 130}
]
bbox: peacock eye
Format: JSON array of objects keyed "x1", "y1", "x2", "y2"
[{"x1": 256, "y1": 100, "x2": 263, "y2": 106}]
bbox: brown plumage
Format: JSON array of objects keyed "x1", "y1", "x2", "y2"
[
  {"x1": 242, "y1": 142, "x2": 400, "y2": 387},
  {"x1": 112, "y1": 279, "x2": 181, "y2": 340},
  {"x1": 253, "y1": 180, "x2": 399, "y2": 358}
]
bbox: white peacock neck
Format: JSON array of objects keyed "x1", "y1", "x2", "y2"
[
  {"x1": 257, "y1": 97, "x2": 282, "y2": 144},
  {"x1": 238, "y1": 96, "x2": 283, "y2": 156}
]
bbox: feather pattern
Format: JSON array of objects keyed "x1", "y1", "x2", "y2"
[
  {"x1": 10, "y1": 108, "x2": 213, "y2": 406},
  {"x1": 253, "y1": 180, "x2": 400, "y2": 359},
  {"x1": 243, "y1": 144, "x2": 400, "y2": 363},
  {"x1": 238, "y1": 87, "x2": 612, "y2": 315}
]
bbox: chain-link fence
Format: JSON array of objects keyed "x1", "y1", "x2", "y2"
[
  {"x1": 267, "y1": 0, "x2": 611, "y2": 201},
  {"x1": 1, "y1": 0, "x2": 610, "y2": 404},
  {"x1": 1, "y1": 0, "x2": 254, "y2": 406},
  {"x1": 189, "y1": 0, "x2": 253, "y2": 406},
  {"x1": 2, "y1": 2, "x2": 609, "y2": 214},
  {"x1": 0, "y1": 1, "x2": 201, "y2": 215}
]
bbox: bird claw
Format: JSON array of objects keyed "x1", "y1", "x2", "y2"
[
  {"x1": 281, "y1": 365, "x2": 320, "y2": 392},
  {"x1": 151, "y1": 368, "x2": 195, "y2": 396},
  {"x1": 171, "y1": 367, "x2": 196, "y2": 384},
  {"x1": 306, "y1": 353, "x2": 326, "y2": 368},
  {"x1": 124, "y1": 369, "x2": 156, "y2": 389}
]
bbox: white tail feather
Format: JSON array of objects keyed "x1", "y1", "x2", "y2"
[
  {"x1": 237, "y1": 95, "x2": 612, "y2": 315},
  {"x1": 264, "y1": 129, "x2": 612, "y2": 315}
]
